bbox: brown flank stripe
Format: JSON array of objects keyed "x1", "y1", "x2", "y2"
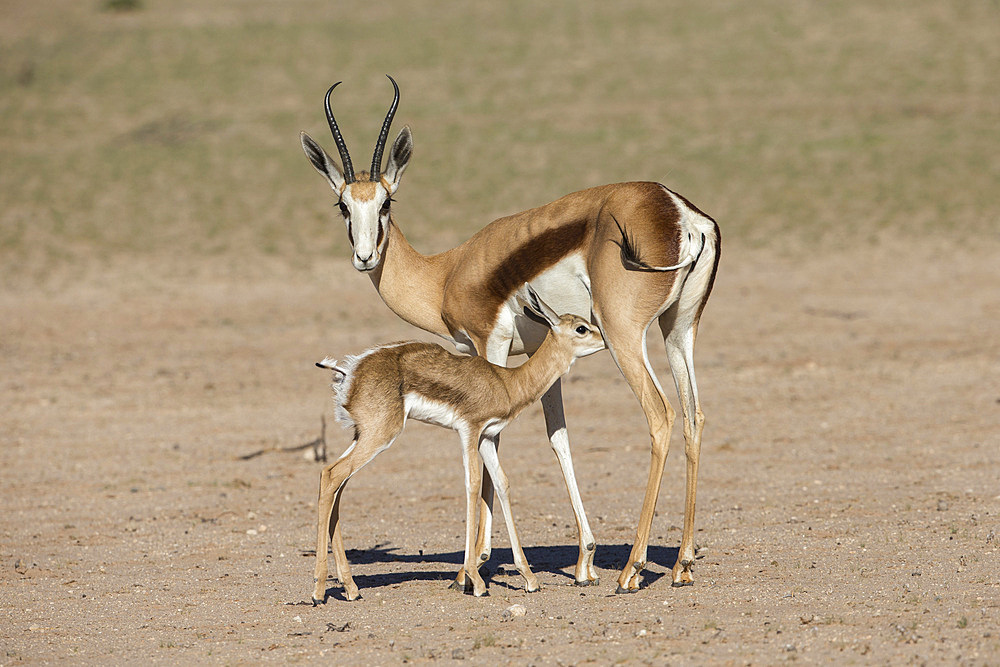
[{"x1": 483, "y1": 219, "x2": 589, "y2": 303}]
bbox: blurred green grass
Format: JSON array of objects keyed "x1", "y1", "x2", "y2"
[{"x1": 1, "y1": 0, "x2": 998, "y2": 280}]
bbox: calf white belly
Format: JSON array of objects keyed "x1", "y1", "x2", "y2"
[{"x1": 404, "y1": 393, "x2": 467, "y2": 431}]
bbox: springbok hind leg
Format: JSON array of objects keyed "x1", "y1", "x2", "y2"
[
  {"x1": 312, "y1": 423, "x2": 401, "y2": 604},
  {"x1": 606, "y1": 333, "x2": 676, "y2": 594},
  {"x1": 661, "y1": 316, "x2": 705, "y2": 587},
  {"x1": 328, "y1": 481, "x2": 359, "y2": 600},
  {"x1": 313, "y1": 446, "x2": 354, "y2": 605}
]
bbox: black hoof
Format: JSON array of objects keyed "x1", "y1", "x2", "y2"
[
  {"x1": 615, "y1": 585, "x2": 638, "y2": 595},
  {"x1": 671, "y1": 580, "x2": 694, "y2": 588},
  {"x1": 312, "y1": 597, "x2": 325, "y2": 606},
  {"x1": 574, "y1": 578, "x2": 600, "y2": 587}
]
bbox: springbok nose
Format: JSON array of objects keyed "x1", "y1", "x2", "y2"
[{"x1": 356, "y1": 251, "x2": 374, "y2": 263}]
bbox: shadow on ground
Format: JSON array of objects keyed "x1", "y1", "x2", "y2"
[{"x1": 311, "y1": 542, "x2": 679, "y2": 600}]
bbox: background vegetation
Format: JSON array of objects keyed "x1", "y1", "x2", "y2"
[{"x1": 1, "y1": 0, "x2": 997, "y2": 280}]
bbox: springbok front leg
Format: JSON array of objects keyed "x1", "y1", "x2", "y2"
[
  {"x1": 459, "y1": 426, "x2": 488, "y2": 596},
  {"x1": 450, "y1": 440, "x2": 498, "y2": 592},
  {"x1": 452, "y1": 335, "x2": 511, "y2": 590},
  {"x1": 477, "y1": 432, "x2": 540, "y2": 593},
  {"x1": 540, "y1": 379, "x2": 599, "y2": 585},
  {"x1": 603, "y1": 327, "x2": 677, "y2": 594},
  {"x1": 660, "y1": 315, "x2": 705, "y2": 586}
]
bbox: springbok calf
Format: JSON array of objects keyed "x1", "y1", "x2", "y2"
[
  {"x1": 301, "y1": 76, "x2": 720, "y2": 592},
  {"x1": 311, "y1": 287, "x2": 605, "y2": 604}
]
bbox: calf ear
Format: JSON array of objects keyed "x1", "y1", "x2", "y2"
[
  {"x1": 524, "y1": 284, "x2": 561, "y2": 327},
  {"x1": 301, "y1": 132, "x2": 346, "y2": 192},
  {"x1": 521, "y1": 306, "x2": 550, "y2": 328},
  {"x1": 516, "y1": 284, "x2": 559, "y2": 328},
  {"x1": 384, "y1": 126, "x2": 412, "y2": 193}
]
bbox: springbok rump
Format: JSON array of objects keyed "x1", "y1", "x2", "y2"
[
  {"x1": 312, "y1": 287, "x2": 605, "y2": 603},
  {"x1": 300, "y1": 76, "x2": 720, "y2": 592}
]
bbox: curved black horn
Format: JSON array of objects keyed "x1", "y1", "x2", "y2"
[
  {"x1": 370, "y1": 75, "x2": 400, "y2": 178},
  {"x1": 324, "y1": 82, "x2": 355, "y2": 184}
]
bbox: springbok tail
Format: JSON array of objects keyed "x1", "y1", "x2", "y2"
[
  {"x1": 316, "y1": 357, "x2": 348, "y2": 384},
  {"x1": 611, "y1": 214, "x2": 704, "y2": 272}
]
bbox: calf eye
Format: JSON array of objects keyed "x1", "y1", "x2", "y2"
[{"x1": 575, "y1": 325, "x2": 589, "y2": 335}]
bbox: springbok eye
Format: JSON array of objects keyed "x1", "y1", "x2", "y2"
[
  {"x1": 380, "y1": 199, "x2": 391, "y2": 216},
  {"x1": 575, "y1": 325, "x2": 589, "y2": 335},
  {"x1": 338, "y1": 201, "x2": 349, "y2": 218}
]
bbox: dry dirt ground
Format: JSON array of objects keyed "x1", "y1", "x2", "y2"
[{"x1": 2, "y1": 239, "x2": 999, "y2": 665}]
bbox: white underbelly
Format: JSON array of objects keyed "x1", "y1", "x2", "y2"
[
  {"x1": 507, "y1": 253, "x2": 594, "y2": 356},
  {"x1": 404, "y1": 393, "x2": 467, "y2": 431}
]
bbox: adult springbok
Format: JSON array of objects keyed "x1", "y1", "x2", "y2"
[
  {"x1": 300, "y1": 76, "x2": 720, "y2": 592},
  {"x1": 312, "y1": 286, "x2": 605, "y2": 603}
]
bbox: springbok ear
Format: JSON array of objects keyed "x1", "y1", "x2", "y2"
[
  {"x1": 518, "y1": 284, "x2": 560, "y2": 328},
  {"x1": 384, "y1": 126, "x2": 412, "y2": 193},
  {"x1": 301, "y1": 132, "x2": 346, "y2": 192}
]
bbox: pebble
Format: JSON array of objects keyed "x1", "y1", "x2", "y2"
[{"x1": 502, "y1": 604, "x2": 527, "y2": 621}]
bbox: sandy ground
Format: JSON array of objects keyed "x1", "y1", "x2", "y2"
[{"x1": 2, "y1": 239, "x2": 999, "y2": 664}]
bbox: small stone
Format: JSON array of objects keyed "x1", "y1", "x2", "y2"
[
  {"x1": 502, "y1": 604, "x2": 527, "y2": 621},
  {"x1": 937, "y1": 500, "x2": 948, "y2": 511}
]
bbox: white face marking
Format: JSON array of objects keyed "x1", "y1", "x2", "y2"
[{"x1": 341, "y1": 183, "x2": 392, "y2": 272}]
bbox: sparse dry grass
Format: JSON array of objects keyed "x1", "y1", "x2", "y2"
[{"x1": 1, "y1": 0, "x2": 998, "y2": 280}]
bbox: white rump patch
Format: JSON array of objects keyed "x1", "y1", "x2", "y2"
[{"x1": 326, "y1": 341, "x2": 412, "y2": 430}]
